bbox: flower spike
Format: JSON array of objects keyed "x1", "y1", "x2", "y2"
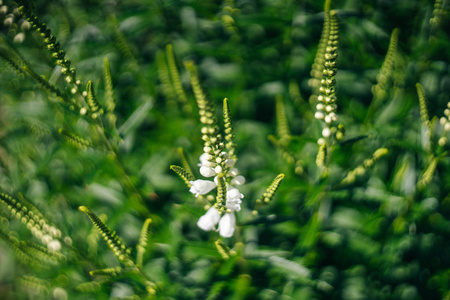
[
  {"x1": 136, "y1": 218, "x2": 152, "y2": 266},
  {"x1": 223, "y1": 98, "x2": 236, "y2": 158},
  {"x1": 176, "y1": 63, "x2": 250, "y2": 239},
  {"x1": 254, "y1": 174, "x2": 285, "y2": 214},
  {"x1": 170, "y1": 165, "x2": 195, "y2": 188},
  {"x1": 79, "y1": 206, "x2": 133, "y2": 266},
  {"x1": 177, "y1": 147, "x2": 195, "y2": 179},
  {"x1": 166, "y1": 44, "x2": 188, "y2": 105},
  {"x1": 275, "y1": 95, "x2": 290, "y2": 145}
]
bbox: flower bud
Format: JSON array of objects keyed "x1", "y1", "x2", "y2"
[
  {"x1": 229, "y1": 168, "x2": 239, "y2": 177},
  {"x1": 189, "y1": 180, "x2": 217, "y2": 197},
  {"x1": 231, "y1": 175, "x2": 245, "y2": 186}
]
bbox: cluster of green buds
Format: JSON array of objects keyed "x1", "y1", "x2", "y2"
[
  {"x1": 0, "y1": 192, "x2": 66, "y2": 252},
  {"x1": 371, "y1": 29, "x2": 399, "y2": 103},
  {"x1": 341, "y1": 148, "x2": 388, "y2": 184},
  {"x1": 314, "y1": 10, "x2": 343, "y2": 145},
  {"x1": 79, "y1": 206, "x2": 134, "y2": 266},
  {"x1": 185, "y1": 61, "x2": 237, "y2": 174},
  {"x1": 429, "y1": 0, "x2": 445, "y2": 30},
  {"x1": 308, "y1": 4, "x2": 330, "y2": 99},
  {"x1": 19, "y1": 7, "x2": 75, "y2": 84},
  {"x1": 17, "y1": 5, "x2": 102, "y2": 119},
  {"x1": 220, "y1": 0, "x2": 239, "y2": 38},
  {"x1": 17, "y1": 5, "x2": 110, "y2": 124}
]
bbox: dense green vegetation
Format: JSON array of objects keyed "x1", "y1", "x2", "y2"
[{"x1": 0, "y1": 0, "x2": 449, "y2": 299}]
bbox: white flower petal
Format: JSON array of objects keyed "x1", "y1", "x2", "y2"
[
  {"x1": 202, "y1": 160, "x2": 213, "y2": 167},
  {"x1": 226, "y1": 186, "x2": 243, "y2": 212},
  {"x1": 219, "y1": 213, "x2": 236, "y2": 238},
  {"x1": 230, "y1": 175, "x2": 245, "y2": 186},
  {"x1": 227, "y1": 186, "x2": 243, "y2": 199},
  {"x1": 199, "y1": 153, "x2": 213, "y2": 167},
  {"x1": 226, "y1": 199, "x2": 242, "y2": 212},
  {"x1": 189, "y1": 180, "x2": 217, "y2": 196},
  {"x1": 197, "y1": 207, "x2": 221, "y2": 231},
  {"x1": 199, "y1": 153, "x2": 208, "y2": 162},
  {"x1": 200, "y1": 166, "x2": 217, "y2": 177}
]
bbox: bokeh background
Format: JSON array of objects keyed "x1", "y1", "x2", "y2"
[{"x1": 0, "y1": 0, "x2": 450, "y2": 299}]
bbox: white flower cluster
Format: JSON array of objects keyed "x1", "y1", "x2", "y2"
[
  {"x1": 439, "y1": 104, "x2": 450, "y2": 146},
  {"x1": 315, "y1": 99, "x2": 338, "y2": 143},
  {"x1": 190, "y1": 152, "x2": 245, "y2": 238},
  {"x1": 37, "y1": 225, "x2": 63, "y2": 252},
  {"x1": 1, "y1": 3, "x2": 30, "y2": 44}
]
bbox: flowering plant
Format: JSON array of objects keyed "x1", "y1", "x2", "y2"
[
  {"x1": 171, "y1": 62, "x2": 284, "y2": 242},
  {"x1": 172, "y1": 92, "x2": 245, "y2": 238}
]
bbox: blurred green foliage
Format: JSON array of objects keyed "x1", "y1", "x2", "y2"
[{"x1": 0, "y1": 0, "x2": 450, "y2": 299}]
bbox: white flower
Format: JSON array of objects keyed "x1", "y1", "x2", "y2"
[
  {"x1": 193, "y1": 151, "x2": 244, "y2": 238},
  {"x1": 200, "y1": 166, "x2": 217, "y2": 177},
  {"x1": 226, "y1": 186, "x2": 244, "y2": 212},
  {"x1": 197, "y1": 207, "x2": 221, "y2": 231},
  {"x1": 189, "y1": 180, "x2": 216, "y2": 197},
  {"x1": 197, "y1": 208, "x2": 237, "y2": 238},
  {"x1": 198, "y1": 153, "x2": 213, "y2": 167},
  {"x1": 199, "y1": 152, "x2": 208, "y2": 163},
  {"x1": 194, "y1": 182, "x2": 243, "y2": 238},
  {"x1": 218, "y1": 212, "x2": 236, "y2": 238}
]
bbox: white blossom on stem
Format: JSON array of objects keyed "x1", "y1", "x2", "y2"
[
  {"x1": 192, "y1": 149, "x2": 246, "y2": 238},
  {"x1": 218, "y1": 212, "x2": 236, "y2": 238},
  {"x1": 189, "y1": 180, "x2": 216, "y2": 197},
  {"x1": 197, "y1": 207, "x2": 221, "y2": 231},
  {"x1": 198, "y1": 153, "x2": 213, "y2": 167},
  {"x1": 226, "y1": 186, "x2": 243, "y2": 212},
  {"x1": 200, "y1": 166, "x2": 217, "y2": 177}
]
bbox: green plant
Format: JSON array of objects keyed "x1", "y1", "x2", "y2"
[{"x1": 0, "y1": 0, "x2": 449, "y2": 299}]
